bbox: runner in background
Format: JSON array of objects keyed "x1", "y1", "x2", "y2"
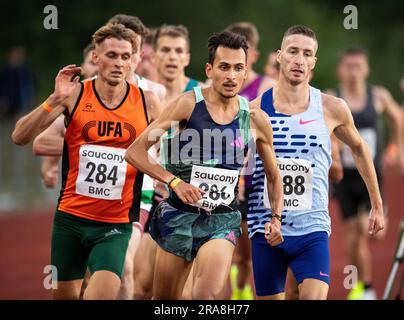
[
  {"x1": 330, "y1": 47, "x2": 403, "y2": 299},
  {"x1": 264, "y1": 50, "x2": 280, "y2": 80}
]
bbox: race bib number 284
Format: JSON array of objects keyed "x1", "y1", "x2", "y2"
[{"x1": 76, "y1": 145, "x2": 127, "y2": 200}]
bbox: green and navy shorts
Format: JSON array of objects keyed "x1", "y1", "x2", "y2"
[
  {"x1": 51, "y1": 210, "x2": 132, "y2": 281},
  {"x1": 149, "y1": 201, "x2": 242, "y2": 262}
]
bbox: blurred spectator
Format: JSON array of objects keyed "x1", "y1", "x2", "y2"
[
  {"x1": 0, "y1": 46, "x2": 36, "y2": 119},
  {"x1": 80, "y1": 43, "x2": 98, "y2": 79},
  {"x1": 136, "y1": 28, "x2": 158, "y2": 81},
  {"x1": 264, "y1": 50, "x2": 280, "y2": 80}
]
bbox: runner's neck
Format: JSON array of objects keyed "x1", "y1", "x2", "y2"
[
  {"x1": 94, "y1": 77, "x2": 127, "y2": 108},
  {"x1": 159, "y1": 74, "x2": 189, "y2": 99},
  {"x1": 340, "y1": 81, "x2": 367, "y2": 98},
  {"x1": 273, "y1": 80, "x2": 310, "y2": 114},
  {"x1": 204, "y1": 87, "x2": 239, "y2": 114}
]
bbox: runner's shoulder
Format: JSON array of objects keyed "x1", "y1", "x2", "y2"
[
  {"x1": 321, "y1": 92, "x2": 350, "y2": 119},
  {"x1": 249, "y1": 102, "x2": 270, "y2": 131},
  {"x1": 166, "y1": 89, "x2": 198, "y2": 118},
  {"x1": 144, "y1": 78, "x2": 166, "y2": 100},
  {"x1": 372, "y1": 85, "x2": 392, "y2": 102},
  {"x1": 248, "y1": 94, "x2": 263, "y2": 111}
]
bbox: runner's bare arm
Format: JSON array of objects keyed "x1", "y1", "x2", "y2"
[
  {"x1": 329, "y1": 134, "x2": 343, "y2": 184},
  {"x1": 40, "y1": 156, "x2": 60, "y2": 189},
  {"x1": 125, "y1": 92, "x2": 204, "y2": 203},
  {"x1": 250, "y1": 96, "x2": 283, "y2": 215},
  {"x1": 325, "y1": 95, "x2": 384, "y2": 235},
  {"x1": 33, "y1": 115, "x2": 65, "y2": 156},
  {"x1": 374, "y1": 86, "x2": 404, "y2": 173},
  {"x1": 250, "y1": 100, "x2": 284, "y2": 246},
  {"x1": 12, "y1": 65, "x2": 81, "y2": 146},
  {"x1": 143, "y1": 90, "x2": 163, "y2": 123}
]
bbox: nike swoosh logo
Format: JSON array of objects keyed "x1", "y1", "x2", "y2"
[
  {"x1": 299, "y1": 119, "x2": 316, "y2": 125},
  {"x1": 319, "y1": 271, "x2": 329, "y2": 277}
]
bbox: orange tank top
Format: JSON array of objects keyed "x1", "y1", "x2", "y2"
[{"x1": 58, "y1": 79, "x2": 149, "y2": 223}]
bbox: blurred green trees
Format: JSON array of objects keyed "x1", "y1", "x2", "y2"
[{"x1": 1, "y1": 0, "x2": 403, "y2": 100}]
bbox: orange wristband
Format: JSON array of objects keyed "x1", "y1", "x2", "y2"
[
  {"x1": 169, "y1": 177, "x2": 182, "y2": 190},
  {"x1": 42, "y1": 101, "x2": 53, "y2": 113}
]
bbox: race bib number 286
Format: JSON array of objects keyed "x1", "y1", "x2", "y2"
[
  {"x1": 189, "y1": 165, "x2": 239, "y2": 212},
  {"x1": 76, "y1": 145, "x2": 127, "y2": 200},
  {"x1": 264, "y1": 158, "x2": 313, "y2": 211}
]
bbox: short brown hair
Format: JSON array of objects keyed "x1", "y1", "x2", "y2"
[
  {"x1": 144, "y1": 28, "x2": 157, "y2": 46},
  {"x1": 283, "y1": 25, "x2": 317, "y2": 43},
  {"x1": 108, "y1": 14, "x2": 149, "y2": 47},
  {"x1": 338, "y1": 46, "x2": 368, "y2": 63},
  {"x1": 92, "y1": 23, "x2": 138, "y2": 52},
  {"x1": 226, "y1": 22, "x2": 259, "y2": 48},
  {"x1": 153, "y1": 24, "x2": 190, "y2": 51}
]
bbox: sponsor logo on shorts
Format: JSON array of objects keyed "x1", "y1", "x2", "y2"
[
  {"x1": 225, "y1": 230, "x2": 236, "y2": 243},
  {"x1": 320, "y1": 271, "x2": 329, "y2": 277},
  {"x1": 105, "y1": 228, "x2": 122, "y2": 237}
]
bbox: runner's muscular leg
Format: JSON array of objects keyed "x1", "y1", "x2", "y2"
[
  {"x1": 153, "y1": 247, "x2": 192, "y2": 299},
  {"x1": 83, "y1": 270, "x2": 121, "y2": 300},
  {"x1": 117, "y1": 225, "x2": 142, "y2": 299},
  {"x1": 235, "y1": 221, "x2": 252, "y2": 289},
  {"x1": 181, "y1": 263, "x2": 194, "y2": 300},
  {"x1": 357, "y1": 211, "x2": 372, "y2": 285},
  {"x1": 133, "y1": 232, "x2": 157, "y2": 300},
  {"x1": 53, "y1": 279, "x2": 83, "y2": 300},
  {"x1": 298, "y1": 279, "x2": 328, "y2": 300},
  {"x1": 192, "y1": 239, "x2": 235, "y2": 300},
  {"x1": 285, "y1": 269, "x2": 299, "y2": 300},
  {"x1": 256, "y1": 292, "x2": 285, "y2": 300}
]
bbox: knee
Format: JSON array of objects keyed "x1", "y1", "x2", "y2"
[
  {"x1": 192, "y1": 283, "x2": 223, "y2": 300},
  {"x1": 133, "y1": 277, "x2": 153, "y2": 300},
  {"x1": 133, "y1": 289, "x2": 152, "y2": 300},
  {"x1": 298, "y1": 286, "x2": 328, "y2": 300},
  {"x1": 52, "y1": 288, "x2": 80, "y2": 300},
  {"x1": 299, "y1": 291, "x2": 327, "y2": 300},
  {"x1": 83, "y1": 285, "x2": 120, "y2": 300}
]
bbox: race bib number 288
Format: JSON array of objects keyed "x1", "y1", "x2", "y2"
[
  {"x1": 264, "y1": 158, "x2": 313, "y2": 211},
  {"x1": 76, "y1": 145, "x2": 127, "y2": 200}
]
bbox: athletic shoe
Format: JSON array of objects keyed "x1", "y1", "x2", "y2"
[{"x1": 347, "y1": 281, "x2": 365, "y2": 300}]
